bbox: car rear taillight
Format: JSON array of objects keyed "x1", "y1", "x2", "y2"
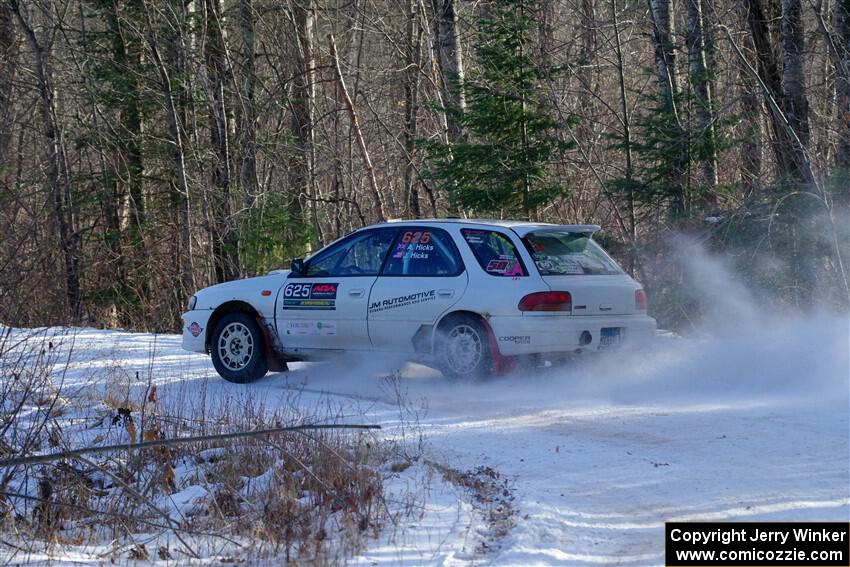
[
  {"x1": 635, "y1": 289, "x2": 647, "y2": 311},
  {"x1": 518, "y1": 291, "x2": 572, "y2": 312}
]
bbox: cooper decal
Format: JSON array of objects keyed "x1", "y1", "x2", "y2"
[
  {"x1": 499, "y1": 335, "x2": 531, "y2": 344},
  {"x1": 282, "y1": 282, "x2": 338, "y2": 310},
  {"x1": 369, "y1": 289, "x2": 437, "y2": 314}
]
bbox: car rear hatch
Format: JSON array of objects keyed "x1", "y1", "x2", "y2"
[
  {"x1": 517, "y1": 226, "x2": 637, "y2": 316},
  {"x1": 541, "y1": 274, "x2": 636, "y2": 315}
]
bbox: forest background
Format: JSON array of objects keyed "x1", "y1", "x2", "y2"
[{"x1": 0, "y1": 0, "x2": 847, "y2": 332}]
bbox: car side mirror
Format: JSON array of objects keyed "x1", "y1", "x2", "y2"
[{"x1": 290, "y1": 258, "x2": 306, "y2": 276}]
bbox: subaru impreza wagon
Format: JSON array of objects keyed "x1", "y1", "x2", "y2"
[{"x1": 182, "y1": 219, "x2": 656, "y2": 382}]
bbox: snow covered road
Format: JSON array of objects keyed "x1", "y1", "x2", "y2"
[{"x1": 18, "y1": 308, "x2": 847, "y2": 566}]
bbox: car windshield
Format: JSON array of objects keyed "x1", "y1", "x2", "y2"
[{"x1": 523, "y1": 231, "x2": 624, "y2": 276}]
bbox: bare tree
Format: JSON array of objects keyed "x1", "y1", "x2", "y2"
[
  {"x1": 239, "y1": 0, "x2": 259, "y2": 206},
  {"x1": 735, "y1": 4, "x2": 764, "y2": 196},
  {"x1": 328, "y1": 33, "x2": 385, "y2": 223},
  {"x1": 142, "y1": 0, "x2": 195, "y2": 295},
  {"x1": 0, "y1": 3, "x2": 15, "y2": 165},
  {"x1": 404, "y1": 0, "x2": 424, "y2": 217},
  {"x1": 289, "y1": 0, "x2": 320, "y2": 244},
  {"x1": 686, "y1": 0, "x2": 718, "y2": 188},
  {"x1": 647, "y1": 0, "x2": 687, "y2": 215},
  {"x1": 780, "y1": 0, "x2": 811, "y2": 181},
  {"x1": 202, "y1": 0, "x2": 240, "y2": 282},
  {"x1": 833, "y1": 0, "x2": 850, "y2": 185},
  {"x1": 9, "y1": 0, "x2": 82, "y2": 321},
  {"x1": 431, "y1": 0, "x2": 465, "y2": 144},
  {"x1": 611, "y1": 0, "x2": 637, "y2": 253}
]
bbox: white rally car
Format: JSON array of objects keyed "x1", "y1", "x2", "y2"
[{"x1": 182, "y1": 219, "x2": 656, "y2": 382}]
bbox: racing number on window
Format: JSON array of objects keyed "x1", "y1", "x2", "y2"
[{"x1": 401, "y1": 231, "x2": 431, "y2": 245}]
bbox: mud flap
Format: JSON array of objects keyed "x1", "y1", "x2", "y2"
[
  {"x1": 256, "y1": 318, "x2": 288, "y2": 372},
  {"x1": 477, "y1": 317, "x2": 516, "y2": 375}
]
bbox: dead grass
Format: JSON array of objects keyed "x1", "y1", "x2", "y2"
[{"x1": 0, "y1": 331, "x2": 414, "y2": 565}]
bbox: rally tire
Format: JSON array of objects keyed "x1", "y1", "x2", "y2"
[
  {"x1": 435, "y1": 314, "x2": 492, "y2": 380},
  {"x1": 210, "y1": 312, "x2": 268, "y2": 383}
]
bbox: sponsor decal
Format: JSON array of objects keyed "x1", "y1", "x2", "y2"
[
  {"x1": 499, "y1": 335, "x2": 531, "y2": 345},
  {"x1": 282, "y1": 282, "x2": 338, "y2": 310},
  {"x1": 285, "y1": 320, "x2": 338, "y2": 336},
  {"x1": 188, "y1": 322, "x2": 203, "y2": 337},
  {"x1": 462, "y1": 229, "x2": 488, "y2": 244},
  {"x1": 369, "y1": 289, "x2": 436, "y2": 314},
  {"x1": 533, "y1": 254, "x2": 583, "y2": 275},
  {"x1": 393, "y1": 231, "x2": 434, "y2": 260},
  {"x1": 486, "y1": 255, "x2": 525, "y2": 277}
]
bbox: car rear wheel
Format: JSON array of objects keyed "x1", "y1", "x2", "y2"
[
  {"x1": 210, "y1": 312, "x2": 268, "y2": 383},
  {"x1": 436, "y1": 315, "x2": 492, "y2": 380}
]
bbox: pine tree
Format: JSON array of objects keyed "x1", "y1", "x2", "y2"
[{"x1": 422, "y1": 0, "x2": 573, "y2": 219}]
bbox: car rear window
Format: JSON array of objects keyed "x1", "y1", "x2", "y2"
[
  {"x1": 523, "y1": 231, "x2": 623, "y2": 275},
  {"x1": 461, "y1": 229, "x2": 527, "y2": 277}
]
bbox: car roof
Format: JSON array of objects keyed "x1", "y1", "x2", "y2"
[{"x1": 379, "y1": 218, "x2": 601, "y2": 236}]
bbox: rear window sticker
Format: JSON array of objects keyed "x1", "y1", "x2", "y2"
[
  {"x1": 393, "y1": 233, "x2": 435, "y2": 260},
  {"x1": 485, "y1": 259, "x2": 511, "y2": 273},
  {"x1": 503, "y1": 259, "x2": 525, "y2": 277},
  {"x1": 486, "y1": 257, "x2": 524, "y2": 276}
]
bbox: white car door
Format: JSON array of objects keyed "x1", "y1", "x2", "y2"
[
  {"x1": 277, "y1": 227, "x2": 398, "y2": 352},
  {"x1": 368, "y1": 227, "x2": 468, "y2": 352}
]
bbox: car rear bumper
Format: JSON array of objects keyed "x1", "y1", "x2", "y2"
[
  {"x1": 181, "y1": 310, "x2": 213, "y2": 353},
  {"x1": 488, "y1": 313, "x2": 656, "y2": 355}
]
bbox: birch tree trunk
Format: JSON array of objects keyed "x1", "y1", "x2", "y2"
[{"x1": 647, "y1": 0, "x2": 678, "y2": 110}]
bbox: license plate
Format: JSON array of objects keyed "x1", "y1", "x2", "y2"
[{"x1": 599, "y1": 328, "x2": 621, "y2": 349}]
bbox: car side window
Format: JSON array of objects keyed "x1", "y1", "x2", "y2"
[
  {"x1": 461, "y1": 229, "x2": 527, "y2": 277},
  {"x1": 382, "y1": 228, "x2": 463, "y2": 277},
  {"x1": 304, "y1": 228, "x2": 397, "y2": 277}
]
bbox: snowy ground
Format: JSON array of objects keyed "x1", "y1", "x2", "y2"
[{"x1": 4, "y1": 307, "x2": 848, "y2": 566}]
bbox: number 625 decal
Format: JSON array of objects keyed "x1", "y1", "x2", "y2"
[
  {"x1": 401, "y1": 231, "x2": 431, "y2": 244},
  {"x1": 284, "y1": 283, "x2": 312, "y2": 298}
]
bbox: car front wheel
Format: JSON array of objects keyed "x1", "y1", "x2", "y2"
[
  {"x1": 435, "y1": 315, "x2": 492, "y2": 380},
  {"x1": 210, "y1": 312, "x2": 268, "y2": 383}
]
